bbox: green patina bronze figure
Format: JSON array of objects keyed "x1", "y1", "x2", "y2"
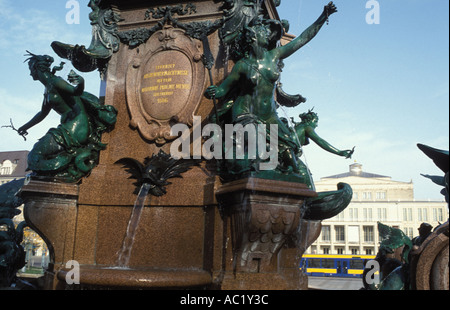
[
  {"x1": 291, "y1": 110, "x2": 355, "y2": 187},
  {"x1": 17, "y1": 52, "x2": 117, "y2": 183},
  {"x1": 0, "y1": 218, "x2": 27, "y2": 288},
  {"x1": 205, "y1": 2, "x2": 350, "y2": 183},
  {"x1": 363, "y1": 222, "x2": 413, "y2": 290},
  {"x1": 204, "y1": 2, "x2": 355, "y2": 222},
  {"x1": 291, "y1": 111, "x2": 354, "y2": 221},
  {"x1": 0, "y1": 179, "x2": 27, "y2": 288}
]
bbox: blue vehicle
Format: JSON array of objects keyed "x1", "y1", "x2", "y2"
[{"x1": 300, "y1": 254, "x2": 376, "y2": 278}]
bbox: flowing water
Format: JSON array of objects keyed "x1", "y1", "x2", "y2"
[{"x1": 116, "y1": 183, "x2": 152, "y2": 268}]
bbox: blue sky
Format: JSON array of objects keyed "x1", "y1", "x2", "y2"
[
  {"x1": 277, "y1": 0, "x2": 449, "y2": 201},
  {"x1": 0, "y1": 0, "x2": 448, "y2": 200}
]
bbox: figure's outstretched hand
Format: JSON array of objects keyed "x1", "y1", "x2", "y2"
[
  {"x1": 324, "y1": 2, "x2": 338, "y2": 17},
  {"x1": 17, "y1": 126, "x2": 29, "y2": 139},
  {"x1": 340, "y1": 147, "x2": 355, "y2": 159},
  {"x1": 205, "y1": 85, "x2": 219, "y2": 99}
]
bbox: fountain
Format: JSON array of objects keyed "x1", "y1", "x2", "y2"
[
  {"x1": 13, "y1": 0, "x2": 356, "y2": 290},
  {"x1": 115, "y1": 182, "x2": 151, "y2": 268}
]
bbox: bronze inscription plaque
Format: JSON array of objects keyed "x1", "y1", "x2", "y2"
[
  {"x1": 126, "y1": 26, "x2": 206, "y2": 144},
  {"x1": 140, "y1": 50, "x2": 192, "y2": 120}
]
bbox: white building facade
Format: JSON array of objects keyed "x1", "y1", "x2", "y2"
[
  {"x1": 308, "y1": 163, "x2": 448, "y2": 256},
  {"x1": 0, "y1": 151, "x2": 29, "y2": 185}
]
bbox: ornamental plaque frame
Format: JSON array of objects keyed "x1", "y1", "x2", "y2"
[{"x1": 125, "y1": 26, "x2": 206, "y2": 144}]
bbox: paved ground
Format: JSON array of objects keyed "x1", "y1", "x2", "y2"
[{"x1": 308, "y1": 276, "x2": 365, "y2": 290}]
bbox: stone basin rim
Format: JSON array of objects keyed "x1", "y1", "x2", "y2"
[{"x1": 57, "y1": 266, "x2": 212, "y2": 288}]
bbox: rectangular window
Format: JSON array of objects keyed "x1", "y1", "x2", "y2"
[
  {"x1": 409, "y1": 228, "x2": 414, "y2": 239},
  {"x1": 0, "y1": 167, "x2": 11, "y2": 175},
  {"x1": 378, "y1": 208, "x2": 387, "y2": 221},
  {"x1": 322, "y1": 259, "x2": 334, "y2": 268},
  {"x1": 335, "y1": 226, "x2": 345, "y2": 242},
  {"x1": 363, "y1": 226, "x2": 374, "y2": 243},
  {"x1": 349, "y1": 260, "x2": 364, "y2": 269},
  {"x1": 363, "y1": 192, "x2": 372, "y2": 200},
  {"x1": 322, "y1": 226, "x2": 331, "y2": 242},
  {"x1": 423, "y1": 209, "x2": 428, "y2": 222},
  {"x1": 403, "y1": 227, "x2": 414, "y2": 239},
  {"x1": 322, "y1": 247, "x2": 330, "y2": 255},
  {"x1": 418, "y1": 208, "x2": 422, "y2": 221},
  {"x1": 348, "y1": 208, "x2": 358, "y2": 221},
  {"x1": 376, "y1": 192, "x2": 386, "y2": 200},
  {"x1": 438, "y1": 209, "x2": 443, "y2": 222},
  {"x1": 309, "y1": 259, "x2": 321, "y2": 268}
]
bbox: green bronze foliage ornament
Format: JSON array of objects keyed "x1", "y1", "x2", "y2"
[
  {"x1": 417, "y1": 143, "x2": 449, "y2": 202},
  {"x1": 52, "y1": 0, "x2": 122, "y2": 76},
  {"x1": 118, "y1": 3, "x2": 222, "y2": 48},
  {"x1": 303, "y1": 183, "x2": 353, "y2": 221},
  {"x1": 115, "y1": 150, "x2": 200, "y2": 197},
  {"x1": 17, "y1": 52, "x2": 117, "y2": 183}
]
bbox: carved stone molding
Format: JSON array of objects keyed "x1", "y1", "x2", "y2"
[
  {"x1": 125, "y1": 26, "x2": 206, "y2": 144},
  {"x1": 215, "y1": 178, "x2": 317, "y2": 273}
]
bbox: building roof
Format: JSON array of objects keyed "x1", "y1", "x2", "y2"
[
  {"x1": 322, "y1": 163, "x2": 391, "y2": 180},
  {"x1": 0, "y1": 150, "x2": 29, "y2": 178}
]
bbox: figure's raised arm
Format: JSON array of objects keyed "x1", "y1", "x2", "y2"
[
  {"x1": 306, "y1": 126, "x2": 354, "y2": 158},
  {"x1": 18, "y1": 97, "x2": 52, "y2": 136},
  {"x1": 53, "y1": 71, "x2": 85, "y2": 97},
  {"x1": 276, "y1": 2, "x2": 337, "y2": 60}
]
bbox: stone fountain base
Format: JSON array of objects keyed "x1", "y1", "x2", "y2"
[
  {"x1": 214, "y1": 178, "x2": 320, "y2": 290},
  {"x1": 21, "y1": 176, "x2": 321, "y2": 290}
]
